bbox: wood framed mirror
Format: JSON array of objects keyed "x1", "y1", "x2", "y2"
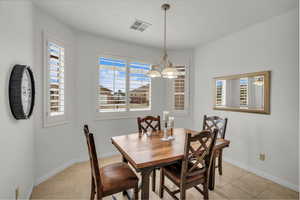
[{"x1": 213, "y1": 71, "x2": 270, "y2": 114}]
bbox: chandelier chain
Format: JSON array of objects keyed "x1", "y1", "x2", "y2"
[{"x1": 164, "y1": 6, "x2": 167, "y2": 56}]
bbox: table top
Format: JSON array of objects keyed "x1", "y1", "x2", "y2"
[{"x1": 111, "y1": 128, "x2": 230, "y2": 170}]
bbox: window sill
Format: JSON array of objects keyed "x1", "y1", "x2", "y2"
[{"x1": 94, "y1": 110, "x2": 155, "y2": 121}]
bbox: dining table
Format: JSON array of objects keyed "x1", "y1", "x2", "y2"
[{"x1": 111, "y1": 128, "x2": 230, "y2": 200}]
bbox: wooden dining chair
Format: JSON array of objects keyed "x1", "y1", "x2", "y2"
[
  {"x1": 137, "y1": 115, "x2": 161, "y2": 192},
  {"x1": 202, "y1": 115, "x2": 228, "y2": 175},
  {"x1": 83, "y1": 125, "x2": 139, "y2": 200},
  {"x1": 137, "y1": 115, "x2": 161, "y2": 133},
  {"x1": 159, "y1": 129, "x2": 218, "y2": 200}
]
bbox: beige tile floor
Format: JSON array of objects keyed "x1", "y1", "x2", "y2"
[{"x1": 31, "y1": 155, "x2": 299, "y2": 200}]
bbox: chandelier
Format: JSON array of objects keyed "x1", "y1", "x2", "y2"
[{"x1": 147, "y1": 4, "x2": 179, "y2": 79}]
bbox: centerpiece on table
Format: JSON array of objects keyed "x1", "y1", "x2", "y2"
[{"x1": 161, "y1": 111, "x2": 175, "y2": 141}]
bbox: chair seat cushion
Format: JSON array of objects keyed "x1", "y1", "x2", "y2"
[
  {"x1": 163, "y1": 162, "x2": 206, "y2": 186},
  {"x1": 100, "y1": 162, "x2": 138, "y2": 196}
]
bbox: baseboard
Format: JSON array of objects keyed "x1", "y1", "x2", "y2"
[
  {"x1": 223, "y1": 157, "x2": 299, "y2": 192},
  {"x1": 35, "y1": 151, "x2": 120, "y2": 186}
]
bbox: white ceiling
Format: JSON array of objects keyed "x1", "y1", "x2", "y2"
[{"x1": 32, "y1": 0, "x2": 297, "y2": 49}]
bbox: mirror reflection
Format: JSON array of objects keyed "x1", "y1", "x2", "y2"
[{"x1": 213, "y1": 71, "x2": 270, "y2": 114}]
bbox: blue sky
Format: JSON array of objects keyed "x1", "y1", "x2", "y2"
[
  {"x1": 99, "y1": 57, "x2": 150, "y2": 92},
  {"x1": 216, "y1": 79, "x2": 248, "y2": 87}
]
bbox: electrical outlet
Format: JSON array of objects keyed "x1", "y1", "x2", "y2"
[
  {"x1": 259, "y1": 153, "x2": 266, "y2": 161},
  {"x1": 15, "y1": 187, "x2": 19, "y2": 200}
]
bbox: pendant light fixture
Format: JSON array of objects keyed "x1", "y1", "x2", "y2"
[{"x1": 147, "y1": 3, "x2": 179, "y2": 79}]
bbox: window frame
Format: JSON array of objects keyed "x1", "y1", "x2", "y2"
[
  {"x1": 167, "y1": 65, "x2": 190, "y2": 116},
  {"x1": 95, "y1": 54, "x2": 153, "y2": 120},
  {"x1": 43, "y1": 32, "x2": 69, "y2": 127}
]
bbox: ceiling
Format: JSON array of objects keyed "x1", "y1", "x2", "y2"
[{"x1": 32, "y1": 0, "x2": 297, "y2": 49}]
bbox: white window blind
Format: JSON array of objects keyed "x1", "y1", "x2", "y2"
[
  {"x1": 216, "y1": 80, "x2": 226, "y2": 106},
  {"x1": 48, "y1": 42, "x2": 65, "y2": 116},
  {"x1": 240, "y1": 78, "x2": 248, "y2": 106},
  {"x1": 129, "y1": 62, "x2": 151, "y2": 111},
  {"x1": 173, "y1": 66, "x2": 186, "y2": 110},
  {"x1": 98, "y1": 57, "x2": 151, "y2": 113},
  {"x1": 98, "y1": 57, "x2": 127, "y2": 112}
]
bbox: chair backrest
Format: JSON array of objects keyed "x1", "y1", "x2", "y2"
[
  {"x1": 137, "y1": 115, "x2": 161, "y2": 133},
  {"x1": 83, "y1": 125, "x2": 102, "y2": 194},
  {"x1": 202, "y1": 115, "x2": 228, "y2": 139},
  {"x1": 181, "y1": 129, "x2": 218, "y2": 180}
]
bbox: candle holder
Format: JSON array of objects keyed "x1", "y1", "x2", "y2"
[
  {"x1": 160, "y1": 115, "x2": 175, "y2": 141},
  {"x1": 167, "y1": 117, "x2": 175, "y2": 140},
  {"x1": 161, "y1": 120, "x2": 169, "y2": 141}
]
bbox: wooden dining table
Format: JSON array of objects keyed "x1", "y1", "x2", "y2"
[{"x1": 111, "y1": 128, "x2": 230, "y2": 200}]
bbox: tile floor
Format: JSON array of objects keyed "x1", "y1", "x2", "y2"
[{"x1": 31, "y1": 155, "x2": 299, "y2": 200}]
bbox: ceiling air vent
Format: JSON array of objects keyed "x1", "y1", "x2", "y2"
[{"x1": 130, "y1": 19, "x2": 151, "y2": 32}]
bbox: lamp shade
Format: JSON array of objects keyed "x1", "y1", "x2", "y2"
[
  {"x1": 146, "y1": 65, "x2": 161, "y2": 78},
  {"x1": 161, "y1": 67, "x2": 178, "y2": 78},
  {"x1": 146, "y1": 70, "x2": 161, "y2": 78}
]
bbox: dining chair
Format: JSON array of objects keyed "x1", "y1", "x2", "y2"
[
  {"x1": 137, "y1": 115, "x2": 161, "y2": 192},
  {"x1": 202, "y1": 115, "x2": 228, "y2": 175},
  {"x1": 159, "y1": 129, "x2": 218, "y2": 200},
  {"x1": 137, "y1": 115, "x2": 161, "y2": 133},
  {"x1": 83, "y1": 125, "x2": 139, "y2": 200}
]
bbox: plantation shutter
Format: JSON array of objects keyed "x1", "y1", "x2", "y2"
[
  {"x1": 129, "y1": 62, "x2": 151, "y2": 111},
  {"x1": 216, "y1": 80, "x2": 226, "y2": 106},
  {"x1": 48, "y1": 42, "x2": 65, "y2": 116},
  {"x1": 240, "y1": 78, "x2": 248, "y2": 106},
  {"x1": 174, "y1": 66, "x2": 186, "y2": 110}
]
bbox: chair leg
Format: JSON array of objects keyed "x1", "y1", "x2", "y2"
[
  {"x1": 152, "y1": 169, "x2": 156, "y2": 192},
  {"x1": 96, "y1": 189, "x2": 102, "y2": 200},
  {"x1": 90, "y1": 177, "x2": 95, "y2": 200},
  {"x1": 218, "y1": 150, "x2": 223, "y2": 175},
  {"x1": 134, "y1": 183, "x2": 139, "y2": 200},
  {"x1": 203, "y1": 182, "x2": 209, "y2": 200},
  {"x1": 159, "y1": 169, "x2": 164, "y2": 198},
  {"x1": 180, "y1": 188, "x2": 186, "y2": 200}
]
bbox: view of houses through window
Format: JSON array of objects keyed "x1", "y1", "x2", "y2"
[{"x1": 98, "y1": 57, "x2": 151, "y2": 112}]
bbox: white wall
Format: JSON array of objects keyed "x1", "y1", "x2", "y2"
[
  {"x1": 193, "y1": 9, "x2": 299, "y2": 189},
  {"x1": 0, "y1": 1, "x2": 35, "y2": 198},
  {"x1": 33, "y1": 5, "x2": 79, "y2": 182},
  {"x1": 75, "y1": 32, "x2": 193, "y2": 160},
  {"x1": 32, "y1": 5, "x2": 194, "y2": 182}
]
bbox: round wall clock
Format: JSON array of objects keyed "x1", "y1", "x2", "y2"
[{"x1": 9, "y1": 64, "x2": 35, "y2": 120}]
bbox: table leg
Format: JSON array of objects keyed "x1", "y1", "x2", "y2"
[
  {"x1": 141, "y1": 169, "x2": 152, "y2": 200},
  {"x1": 209, "y1": 153, "x2": 216, "y2": 190}
]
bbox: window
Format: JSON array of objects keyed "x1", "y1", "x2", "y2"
[
  {"x1": 98, "y1": 58, "x2": 126, "y2": 112},
  {"x1": 98, "y1": 56, "x2": 151, "y2": 114},
  {"x1": 129, "y1": 62, "x2": 151, "y2": 111},
  {"x1": 173, "y1": 66, "x2": 186, "y2": 110},
  {"x1": 48, "y1": 42, "x2": 65, "y2": 116},
  {"x1": 240, "y1": 78, "x2": 248, "y2": 106},
  {"x1": 216, "y1": 80, "x2": 226, "y2": 106},
  {"x1": 43, "y1": 32, "x2": 68, "y2": 127},
  {"x1": 168, "y1": 65, "x2": 189, "y2": 114}
]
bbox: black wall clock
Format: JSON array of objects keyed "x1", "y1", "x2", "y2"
[{"x1": 9, "y1": 65, "x2": 35, "y2": 120}]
